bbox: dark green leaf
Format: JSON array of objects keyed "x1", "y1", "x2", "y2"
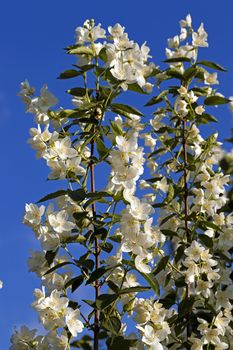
[
  {"x1": 204, "y1": 96, "x2": 230, "y2": 106},
  {"x1": 152, "y1": 256, "x2": 170, "y2": 276},
  {"x1": 166, "y1": 69, "x2": 183, "y2": 80},
  {"x1": 199, "y1": 234, "x2": 213, "y2": 248},
  {"x1": 145, "y1": 90, "x2": 169, "y2": 107},
  {"x1": 67, "y1": 188, "x2": 86, "y2": 202},
  {"x1": 96, "y1": 294, "x2": 118, "y2": 310},
  {"x1": 127, "y1": 83, "x2": 147, "y2": 94},
  {"x1": 67, "y1": 87, "x2": 93, "y2": 97},
  {"x1": 160, "y1": 291, "x2": 176, "y2": 308},
  {"x1": 198, "y1": 220, "x2": 222, "y2": 232},
  {"x1": 86, "y1": 267, "x2": 110, "y2": 285},
  {"x1": 178, "y1": 296, "x2": 195, "y2": 317},
  {"x1": 108, "y1": 337, "x2": 137, "y2": 350},
  {"x1": 197, "y1": 113, "x2": 218, "y2": 124},
  {"x1": 44, "y1": 261, "x2": 75, "y2": 276},
  {"x1": 100, "y1": 242, "x2": 113, "y2": 253},
  {"x1": 45, "y1": 250, "x2": 58, "y2": 266},
  {"x1": 110, "y1": 103, "x2": 143, "y2": 117},
  {"x1": 164, "y1": 57, "x2": 191, "y2": 63},
  {"x1": 175, "y1": 244, "x2": 186, "y2": 263},
  {"x1": 37, "y1": 190, "x2": 67, "y2": 203},
  {"x1": 197, "y1": 60, "x2": 227, "y2": 72},
  {"x1": 119, "y1": 286, "x2": 151, "y2": 295},
  {"x1": 65, "y1": 275, "x2": 84, "y2": 292},
  {"x1": 58, "y1": 69, "x2": 83, "y2": 79}
]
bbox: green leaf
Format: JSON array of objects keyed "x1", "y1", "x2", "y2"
[
  {"x1": 86, "y1": 191, "x2": 112, "y2": 199},
  {"x1": 45, "y1": 250, "x2": 58, "y2": 266},
  {"x1": 145, "y1": 90, "x2": 169, "y2": 106},
  {"x1": 44, "y1": 261, "x2": 75, "y2": 276},
  {"x1": 175, "y1": 276, "x2": 186, "y2": 288},
  {"x1": 86, "y1": 267, "x2": 110, "y2": 285},
  {"x1": 140, "y1": 273, "x2": 160, "y2": 296},
  {"x1": 37, "y1": 190, "x2": 67, "y2": 203},
  {"x1": 160, "y1": 213, "x2": 176, "y2": 226},
  {"x1": 67, "y1": 87, "x2": 93, "y2": 97},
  {"x1": 199, "y1": 234, "x2": 213, "y2": 248},
  {"x1": 164, "y1": 57, "x2": 191, "y2": 63},
  {"x1": 65, "y1": 275, "x2": 84, "y2": 292},
  {"x1": 108, "y1": 337, "x2": 137, "y2": 350},
  {"x1": 96, "y1": 294, "x2": 118, "y2": 310},
  {"x1": 110, "y1": 121, "x2": 124, "y2": 136},
  {"x1": 100, "y1": 242, "x2": 113, "y2": 253},
  {"x1": 122, "y1": 259, "x2": 160, "y2": 296},
  {"x1": 204, "y1": 96, "x2": 230, "y2": 105},
  {"x1": 198, "y1": 220, "x2": 222, "y2": 232},
  {"x1": 160, "y1": 291, "x2": 176, "y2": 308},
  {"x1": 102, "y1": 316, "x2": 121, "y2": 334},
  {"x1": 67, "y1": 188, "x2": 86, "y2": 202},
  {"x1": 161, "y1": 229, "x2": 178, "y2": 237},
  {"x1": 165, "y1": 184, "x2": 175, "y2": 203},
  {"x1": 197, "y1": 60, "x2": 227, "y2": 72},
  {"x1": 68, "y1": 46, "x2": 94, "y2": 55},
  {"x1": 58, "y1": 69, "x2": 83, "y2": 79},
  {"x1": 118, "y1": 286, "x2": 151, "y2": 295},
  {"x1": 127, "y1": 83, "x2": 147, "y2": 94},
  {"x1": 148, "y1": 148, "x2": 166, "y2": 158},
  {"x1": 96, "y1": 138, "x2": 109, "y2": 159},
  {"x1": 110, "y1": 103, "x2": 143, "y2": 117},
  {"x1": 166, "y1": 69, "x2": 183, "y2": 80},
  {"x1": 197, "y1": 113, "x2": 218, "y2": 124},
  {"x1": 183, "y1": 66, "x2": 200, "y2": 81},
  {"x1": 152, "y1": 256, "x2": 170, "y2": 276},
  {"x1": 175, "y1": 244, "x2": 186, "y2": 263},
  {"x1": 178, "y1": 296, "x2": 195, "y2": 317}
]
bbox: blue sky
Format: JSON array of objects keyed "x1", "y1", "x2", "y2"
[{"x1": 0, "y1": 0, "x2": 232, "y2": 348}]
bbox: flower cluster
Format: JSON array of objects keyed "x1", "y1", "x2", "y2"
[
  {"x1": 10, "y1": 14, "x2": 233, "y2": 350},
  {"x1": 75, "y1": 19, "x2": 154, "y2": 91}
]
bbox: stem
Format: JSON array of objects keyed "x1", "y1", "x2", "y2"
[
  {"x1": 90, "y1": 144, "x2": 100, "y2": 350},
  {"x1": 90, "y1": 139, "x2": 100, "y2": 350},
  {"x1": 182, "y1": 117, "x2": 192, "y2": 338}
]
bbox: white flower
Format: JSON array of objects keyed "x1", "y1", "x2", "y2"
[
  {"x1": 156, "y1": 177, "x2": 169, "y2": 193},
  {"x1": 177, "y1": 99, "x2": 189, "y2": 116},
  {"x1": 192, "y1": 23, "x2": 208, "y2": 47},
  {"x1": 108, "y1": 23, "x2": 125, "y2": 38},
  {"x1": 196, "y1": 280, "x2": 213, "y2": 298},
  {"x1": 179, "y1": 14, "x2": 192, "y2": 28},
  {"x1": 66, "y1": 157, "x2": 86, "y2": 176},
  {"x1": 178, "y1": 86, "x2": 188, "y2": 96},
  {"x1": 214, "y1": 311, "x2": 230, "y2": 335},
  {"x1": 189, "y1": 337, "x2": 203, "y2": 350},
  {"x1": 10, "y1": 326, "x2": 37, "y2": 349},
  {"x1": 52, "y1": 137, "x2": 78, "y2": 160},
  {"x1": 184, "y1": 240, "x2": 205, "y2": 261},
  {"x1": 128, "y1": 197, "x2": 154, "y2": 221},
  {"x1": 65, "y1": 308, "x2": 84, "y2": 337},
  {"x1": 41, "y1": 289, "x2": 69, "y2": 312},
  {"x1": 168, "y1": 35, "x2": 179, "y2": 49},
  {"x1": 48, "y1": 210, "x2": 75, "y2": 234},
  {"x1": 139, "y1": 325, "x2": 163, "y2": 350},
  {"x1": 195, "y1": 105, "x2": 205, "y2": 115},
  {"x1": 135, "y1": 254, "x2": 152, "y2": 274},
  {"x1": 23, "y1": 203, "x2": 45, "y2": 226},
  {"x1": 204, "y1": 72, "x2": 219, "y2": 85},
  {"x1": 28, "y1": 85, "x2": 58, "y2": 114}
]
